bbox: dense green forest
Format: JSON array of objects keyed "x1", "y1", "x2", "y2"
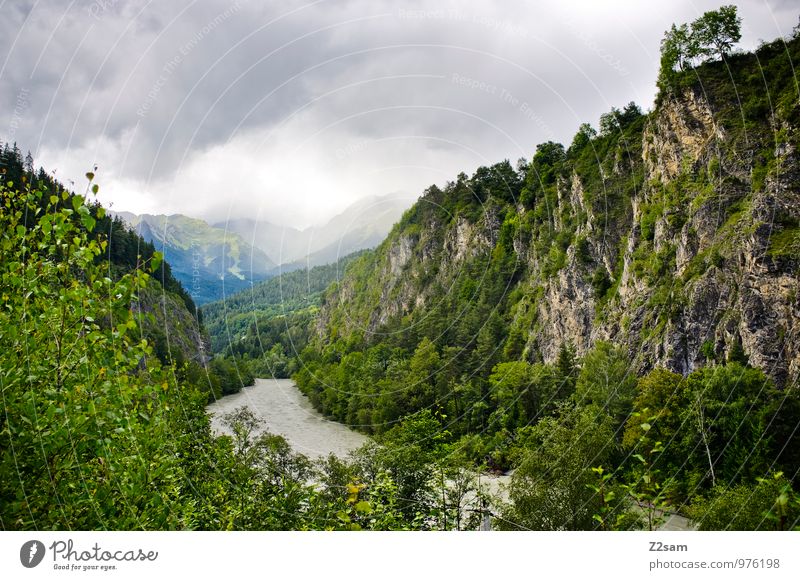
[
  {"x1": 0, "y1": 144, "x2": 253, "y2": 401},
  {"x1": 201, "y1": 253, "x2": 365, "y2": 377},
  {"x1": 3, "y1": 6, "x2": 800, "y2": 531}
]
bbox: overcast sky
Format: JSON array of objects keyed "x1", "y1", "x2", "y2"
[{"x1": 1, "y1": 0, "x2": 796, "y2": 227}]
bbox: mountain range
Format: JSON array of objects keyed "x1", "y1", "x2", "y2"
[
  {"x1": 216, "y1": 193, "x2": 413, "y2": 270},
  {"x1": 113, "y1": 193, "x2": 413, "y2": 304}
]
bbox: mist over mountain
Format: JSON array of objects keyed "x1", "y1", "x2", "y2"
[
  {"x1": 113, "y1": 193, "x2": 414, "y2": 303},
  {"x1": 215, "y1": 193, "x2": 415, "y2": 270}
]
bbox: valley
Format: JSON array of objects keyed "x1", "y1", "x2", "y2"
[{"x1": 2, "y1": 4, "x2": 800, "y2": 535}]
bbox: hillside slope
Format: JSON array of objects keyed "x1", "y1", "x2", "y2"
[
  {"x1": 0, "y1": 143, "x2": 243, "y2": 399},
  {"x1": 310, "y1": 37, "x2": 800, "y2": 389},
  {"x1": 201, "y1": 252, "x2": 365, "y2": 376}
]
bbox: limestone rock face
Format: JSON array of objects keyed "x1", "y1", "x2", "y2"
[
  {"x1": 316, "y1": 85, "x2": 800, "y2": 386},
  {"x1": 643, "y1": 89, "x2": 723, "y2": 184}
]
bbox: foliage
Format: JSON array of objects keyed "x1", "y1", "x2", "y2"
[
  {"x1": 498, "y1": 406, "x2": 624, "y2": 530},
  {"x1": 574, "y1": 341, "x2": 637, "y2": 430},
  {"x1": 370, "y1": 410, "x2": 449, "y2": 518},
  {"x1": 0, "y1": 182, "x2": 191, "y2": 528},
  {"x1": 623, "y1": 364, "x2": 797, "y2": 504},
  {"x1": 599, "y1": 102, "x2": 643, "y2": 136},
  {"x1": 691, "y1": 5, "x2": 742, "y2": 59},
  {"x1": 0, "y1": 142, "x2": 250, "y2": 403},
  {"x1": 658, "y1": 5, "x2": 742, "y2": 94},
  {"x1": 687, "y1": 473, "x2": 800, "y2": 531},
  {"x1": 622, "y1": 414, "x2": 671, "y2": 530},
  {"x1": 202, "y1": 253, "x2": 364, "y2": 355},
  {"x1": 0, "y1": 175, "x2": 383, "y2": 530}
]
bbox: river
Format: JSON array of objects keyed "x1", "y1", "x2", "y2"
[
  {"x1": 206, "y1": 378, "x2": 369, "y2": 460},
  {"x1": 207, "y1": 377, "x2": 510, "y2": 504},
  {"x1": 206, "y1": 378, "x2": 692, "y2": 530}
]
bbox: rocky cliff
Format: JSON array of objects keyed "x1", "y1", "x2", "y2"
[
  {"x1": 313, "y1": 36, "x2": 800, "y2": 387},
  {"x1": 133, "y1": 284, "x2": 211, "y2": 367}
]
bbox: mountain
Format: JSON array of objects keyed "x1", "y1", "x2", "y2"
[
  {"x1": 113, "y1": 194, "x2": 412, "y2": 304},
  {"x1": 0, "y1": 141, "x2": 249, "y2": 396},
  {"x1": 215, "y1": 193, "x2": 414, "y2": 270},
  {"x1": 280, "y1": 32, "x2": 800, "y2": 525},
  {"x1": 308, "y1": 39, "x2": 800, "y2": 389},
  {"x1": 212, "y1": 218, "x2": 295, "y2": 264},
  {"x1": 288, "y1": 32, "x2": 800, "y2": 471},
  {"x1": 112, "y1": 211, "x2": 276, "y2": 304},
  {"x1": 1, "y1": 143, "x2": 266, "y2": 531}
]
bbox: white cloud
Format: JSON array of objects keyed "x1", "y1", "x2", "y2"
[{"x1": 2, "y1": 0, "x2": 797, "y2": 227}]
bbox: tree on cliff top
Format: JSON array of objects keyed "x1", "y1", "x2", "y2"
[
  {"x1": 692, "y1": 5, "x2": 742, "y2": 59},
  {"x1": 658, "y1": 5, "x2": 742, "y2": 94}
]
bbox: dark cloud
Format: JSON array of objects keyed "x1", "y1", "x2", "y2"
[{"x1": 0, "y1": 0, "x2": 796, "y2": 227}]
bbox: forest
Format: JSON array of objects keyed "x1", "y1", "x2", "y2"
[{"x1": 202, "y1": 252, "x2": 365, "y2": 378}]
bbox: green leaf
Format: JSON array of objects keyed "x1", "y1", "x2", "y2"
[
  {"x1": 80, "y1": 210, "x2": 96, "y2": 232},
  {"x1": 354, "y1": 501, "x2": 372, "y2": 514},
  {"x1": 91, "y1": 184, "x2": 99, "y2": 195},
  {"x1": 86, "y1": 172, "x2": 95, "y2": 181},
  {"x1": 150, "y1": 251, "x2": 163, "y2": 273}
]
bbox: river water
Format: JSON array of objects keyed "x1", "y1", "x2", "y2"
[
  {"x1": 204, "y1": 378, "x2": 693, "y2": 529},
  {"x1": 206, "y1": 378, "x2": 369, "y2": 460}
]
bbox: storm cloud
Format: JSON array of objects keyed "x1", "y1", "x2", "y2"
[{"x1": 1, "y1": 0, "x2": 796, "y2": 227}]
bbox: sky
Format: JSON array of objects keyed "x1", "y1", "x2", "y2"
[{"x1": 1, "y1": 0, "x2": 797, "y2": 228}]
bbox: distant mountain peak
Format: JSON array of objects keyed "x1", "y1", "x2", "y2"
[
  {"x1": 111, "y1": 210, "x2": 275, "y2": 304},
  {"x1": 215, "y1": 193, "x2": 415, "y2": 268},
  {"x1": 110, "y1": 192, "x2": 413, "y2": 302}
]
